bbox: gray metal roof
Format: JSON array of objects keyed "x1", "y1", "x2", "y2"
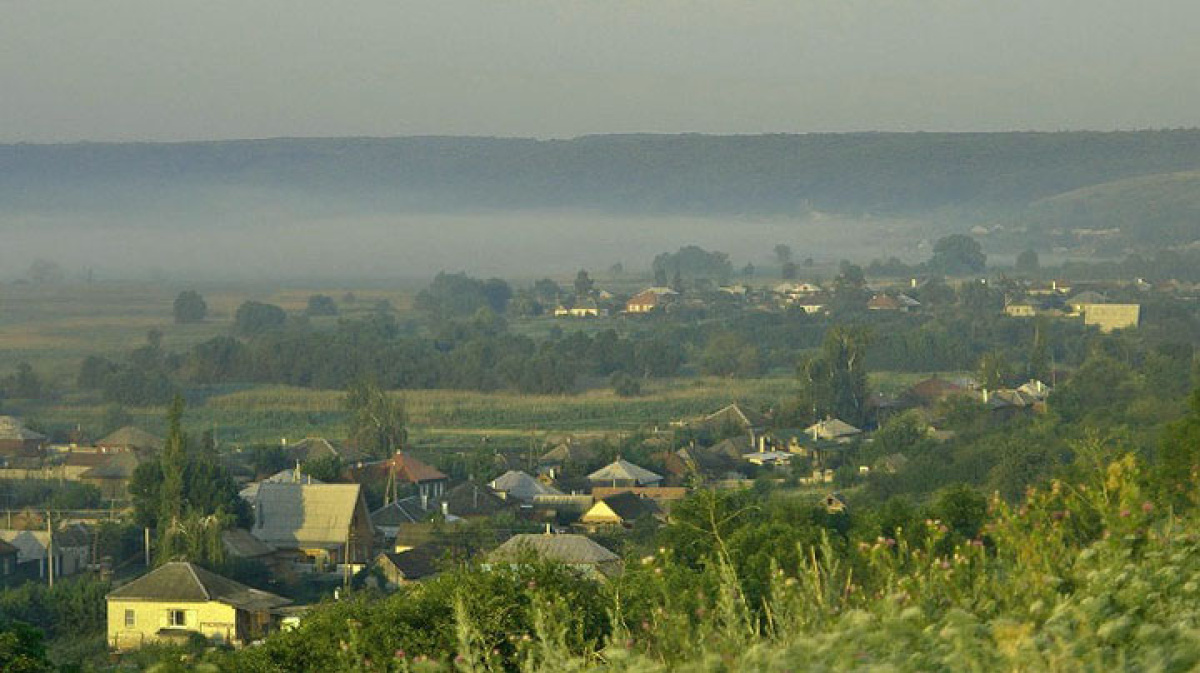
[
  {"x1": 489, "y1": 533, "x2": 619, "y2": 565},
  {"x1": 107, "y1": 562, "x2": 290, "y2": 611},
  {"x1": 249, "y1": 482, "x2": 368, "y2": 549},
  {"x1": 587, "y1": 459, "x2": 662, "y2": 485},
  {"x1": 489, "y1": 470, "x2": 563, "y2": 502}
]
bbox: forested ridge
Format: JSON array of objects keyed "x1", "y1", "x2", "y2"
[{"x1": 4, "y1": 131, "x2": 1200, "y2": 218}]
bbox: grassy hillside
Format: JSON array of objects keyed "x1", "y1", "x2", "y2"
[{"x1": 1012, "y1": 170, "x2": 1200, "y2": 249}]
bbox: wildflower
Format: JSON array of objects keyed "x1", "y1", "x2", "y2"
[
  {"x1": 456, "y1": 654, "x2": 466, "y2": 663},
  {"x1": 1051, "y1": 511, "x2": 1064, "y2": 521},
  {"x1": 395, "y1": 650, "x2": 406, "y2": 659},
  {"x1": 940, "y1": 560, "x2": 951, "y2": 570},
  {"x1": 1120, "y1": 509, "x2": 1131, "y2": 518},
  {"x1": 785, "y1": 578, "x2": 796, "y2": 586},
  {"x1": 527, "y1": 580, "x2": 537, "y2": 588},
  {"x1": 641, "y1": 555, "x2": 655, "y2": 565},
  {"x1": 1143, "y1": 501, "x2": 1154, "y2": 513},
  {"x1": 641, "y1": 621, "x2": 651, "y2": 631},
  {"x1": 970, "y1": 539, "x2": 984, "y2": 548},
  {"x1": 885, "y1": 538, "x2": 896, "y2": 547},
  {"x1": 938, "y1": 525, "x2": 949, "y2": 534}
]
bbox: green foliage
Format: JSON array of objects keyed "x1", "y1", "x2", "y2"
[
  {"x1": 129, "y1": 398, "x2": 248, "y2": 563},
  {"x1": 305, "y1": 294, "x2": 339, "y2": 317},
  {"x1": 415, "y1": 273, "x2": 512, "y2": 321},
  {"x1": 652, "y1": 246, "x2": 733, "y2": 287},
  {"x1": 234, "y1": 301, "x2": 287, "y2": 336},
  {"x1": 302, "y1": 454, "x2": 344, "y2": 482},
  {"x1": 4, "y1": 362, "x2": 44, "y2": 399},
  {"x1": 929, "y1": 234, "x2": 987, "y2": 275},
  {"x1": 344, "y1": 379, "x2": 407, "y2": 460},
  {"x1": 797, "y1": 325, "x2": 872, "y2": 426},
  {"x1": 610, "y1": 372, "x2": 641, "y2": 398},
  {"x1": 0, "y1": 619, "x2": 51, "y2": 673},
  {"x1": 1015, "y1": 248, "x2": 1040, "y2": 275},
  {"x1": 173, "y1": 290, "x2": 208, "y2": 324}
]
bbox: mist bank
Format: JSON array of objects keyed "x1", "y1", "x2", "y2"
[
  {"x1": 4, "y1": 131, "x2": 1200, "y2": 281},
  {"x1": 0, "y1": 211, "x2": 931, "y2": 283}
]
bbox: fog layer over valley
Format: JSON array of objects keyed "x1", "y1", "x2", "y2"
[
  {"x1": 1, "y1": 211, "x2": 919, "y2": 282},
  {"x1": 5, "y1": 131, "x2": 1200, "y2": 281}
]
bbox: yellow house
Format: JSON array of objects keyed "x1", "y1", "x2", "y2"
[
  {"x1": 106, "y1": 561, "x2": 291, "y2": 651},
  {"x1": 580, "y1": 491, "x2": 661, "y2": 528}
]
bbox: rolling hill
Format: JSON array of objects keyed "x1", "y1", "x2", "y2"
[{"x1": 4, "y1": 131, "x2": 1200, "y2": 223}]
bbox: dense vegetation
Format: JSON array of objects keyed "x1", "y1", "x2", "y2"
[
  {"x1": 20, "y1": 382, "x2": 1192, "y2": 672},
  {"x1": 5, "y1": 132, "x2": 1200, "y2": 246}
]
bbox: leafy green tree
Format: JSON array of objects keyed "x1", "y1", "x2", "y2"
[
  {"x1": 611, "y1": 372, "x2": 642, "y2": 397},
  {"x1": 652, "y1": 245, "x2": 733, "y2": 285},
  {"x1": 0, "y1": 619, "x2": 52, "y2": 673},
  {"x1": 301, "y1": 454, "x2": 344, "y2": 482},
  {"x1": 929, "y1": 483, "x2": 988, "y2": 540},
  {"x1": 345, "y1": 379, "x2": 407, "y2": 459},
  {"x1": 798, "y1": 325, "x2": 872, "y2": 425},
  {"x1": 1155, "y1": 389, "x2": 1200, "y2": 503},
  {"x1": 1015, "y1": 248, "x2": 1040, "y2": 275},
  {"x1": 977, "y1": 351, "x2": 1012, "y2": 390},
  {"x1": 233, "y1": 301, "x2": 287, "y2": 336},
  {"x1": 482, "y1": 279, "x2": 513, "y2": 313},
  {"x1": 773, "y1": 244, "x2": 793, "y2": 266},
  {"x1": 415, "y1": 272, "x2": 496, "y2": 320},
  {"x1": 304, "y1": 294, "x2": 338, "y2": 316},
  {"x1": 573, "y1": 269, "x2": 594, "y2": 297},
  {"x1": 930, "y1": 234, "x2": 986, "y2": 275},
  {"x1": 128, "y1": 397, "x2": 248, "y2": 564},
  {"x1": 173, "y1": 290, "x2": 208, "y2": 323},
  {"x1": 699, "y1": 333, "x2": 762, "y2": 378},
  {"x1": 8, "y1": 363, "x2": 43, "y2": 399}
]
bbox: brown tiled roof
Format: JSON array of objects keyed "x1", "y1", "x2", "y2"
[{"x1": 390, "y1": 452, "x2": 448, "y2": 484}]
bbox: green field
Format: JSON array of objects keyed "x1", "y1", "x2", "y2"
[{"x1": 1, "y1": 280, "x2": 962, "y2": 453}]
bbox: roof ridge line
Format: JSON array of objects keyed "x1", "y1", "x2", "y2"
[{"x1": 184, "y1": 562, "x2": 211, "y2": 601}]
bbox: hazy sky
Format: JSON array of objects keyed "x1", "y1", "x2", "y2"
[{"x1": 3, "y1": 0, "x2": 1199, "y2": 142}]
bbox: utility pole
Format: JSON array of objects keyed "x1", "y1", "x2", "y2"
[
  {"x1": 144, "y1": 527, "x2": 151, "y2": 567},
  {"x1": 47, "y1": 511, "x2": 54, "y2": 588}
]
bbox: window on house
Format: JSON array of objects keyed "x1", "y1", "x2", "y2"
[
  {"x1": 124, "y1": 610, "x2": 135, "y2": 627},
  {"x1": 168, "y1": 609, "x2": 186, "y2": 627}
]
